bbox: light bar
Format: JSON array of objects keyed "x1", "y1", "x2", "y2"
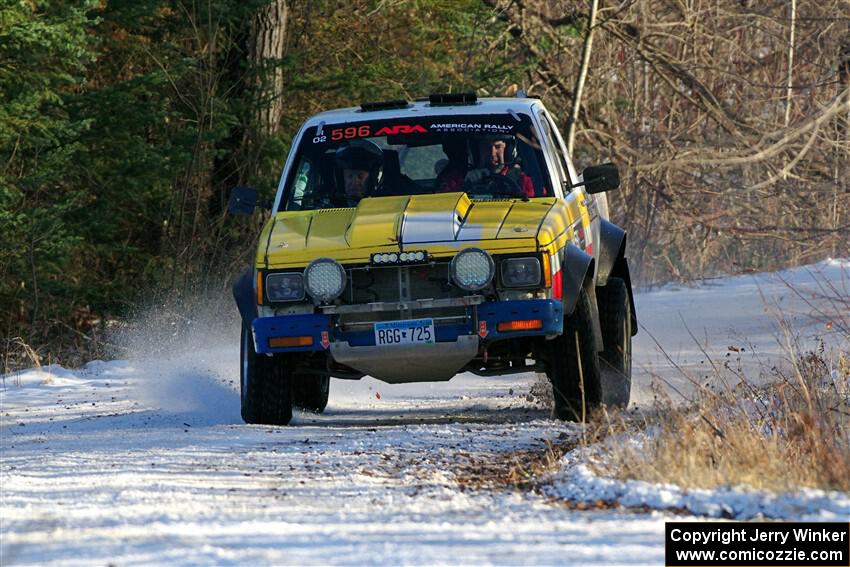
[
  {"x1": 497, "y1": 320, "x2": 543, "y2": 332},
  {"x1": 360, "y1": 99, "x2": 410, "y2": 112},
  {"x1": 371, "y1": 250, "x2": 428, "y2": 265},
  {"x1": 269, "y1": 336, "x2": 314, "y2": 348},
  {"x1": 429, "y1": 92, "x2": 477, "y2": 106}
]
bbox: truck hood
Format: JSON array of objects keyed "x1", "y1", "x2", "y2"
[{"x1": 262, "y1": 193, "x2": 559, "y2": 268}]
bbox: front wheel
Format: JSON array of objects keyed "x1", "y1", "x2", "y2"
[
  {"x1": 545, "y1": 287, "x2": 602, "y2": 421},
  {"x1": 240, "y1": 325, "x2": 293, "y2": 425}
]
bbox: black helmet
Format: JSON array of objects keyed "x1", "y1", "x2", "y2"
[
  {"x1": 474, "y1": 133, "x2": 518, "y2": 166},
  {"x1": 334, "y1": 140, "x2": 383, "y2": 172}
]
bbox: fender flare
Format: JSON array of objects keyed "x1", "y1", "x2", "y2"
[
  {"x1": 560, "y1": 244, "x2": 603, "y2": 348},
  {"x1": 596, "y1": 219, "x2": 626, "y2": 285},
  {"x1": 233, "y1": 267, "x2": 257, "y2": 326}
]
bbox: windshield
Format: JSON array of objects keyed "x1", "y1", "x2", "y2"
[{"x1": 281, "y1": 113, "x2": 553, "y2": 211}]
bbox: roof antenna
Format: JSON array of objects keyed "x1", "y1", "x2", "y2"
[{"x1": 516, "y1": 89, "x2": 527, "y2": 98}]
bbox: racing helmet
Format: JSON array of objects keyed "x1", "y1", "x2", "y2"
[
  {"x1": 335, "y1": 140, "x2": 383, "y2": 174},
  {"x1": 334, "y1": 139, "x2": 384, "y2": 197},
  {"x1": 472, "y1": 133, "x2": 519, "y2": 168}
]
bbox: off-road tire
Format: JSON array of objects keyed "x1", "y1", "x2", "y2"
[
  {"x1": 240, "y1": 325, "x2": 293, "y2": 425},
  {"x1": 597, "y1": 277, "x2": 632, "y2": 407},
  {"x1": 292, "y1": 374, "x2": 330, "y2": 413},
  {"x1": 546, "y1": 287, "x2": 602, "y2": 421}
]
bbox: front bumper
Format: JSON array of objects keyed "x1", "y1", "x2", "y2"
[{"x1": 251, "y1": 299, "x2": 563, "y2": 354}]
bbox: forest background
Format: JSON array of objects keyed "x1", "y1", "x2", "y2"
[{"x1": 2, "y1": 0, "x2": 848, "y2": 368}]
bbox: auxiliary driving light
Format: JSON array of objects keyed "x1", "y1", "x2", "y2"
[
  {"x1": 304, "y1": 258, "x2": 346, "y2": 303},
  {"x1": 450, "y1": 248, "x2": 495, "y2": 291},
  {"x1": 371, "y1": 250, "x2": 428, "y2": 265}
]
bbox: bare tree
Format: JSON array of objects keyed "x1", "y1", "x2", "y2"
[
  {"x1": 566, "y1": 0, "x2": 599, "y2": 155},
  {"x1": 487, "y1": 0, "x2": 849, "y2": 283}
]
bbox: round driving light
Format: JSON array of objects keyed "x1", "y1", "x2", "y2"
[
  {"x1": 400, "y1": 252, "x2": 410, "y2": 262},
  {"x1": 389, "y1": 253, "x2": 398, "y2": 262},
  {"x1": 450, "y1": 248, "x2": 495, "y2": 291},
  {"x1": 304, "y1": 258, "x2": 346, "y2": 303},
  {"x1": 414, "y1": 251, "x2": 425, "y2": 261},
  {"x1": 381, "y1": 253, "x2": 390, "y2": 263}
]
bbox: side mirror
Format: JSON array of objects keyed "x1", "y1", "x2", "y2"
[
  {"x1": 228, "y1": 186, "x2": 270, "y2": 215},
  {"x1": 581, "y1": 163, "x2": 620, "y2": 194}
]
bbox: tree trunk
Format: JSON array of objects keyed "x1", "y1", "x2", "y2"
[{"x1": 250, "y1": 0, "x2": 288, "y2": 139}]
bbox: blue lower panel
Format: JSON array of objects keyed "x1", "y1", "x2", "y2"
[
  {"x1": 252, "y1": 314, "x2": 330, "y2": 353},
  {"x1": 478, "y1": 299, "x2": 563, "y2": 342},
  {"x1": 251, "y1": 299, "x2": 564, "y2": 353}
]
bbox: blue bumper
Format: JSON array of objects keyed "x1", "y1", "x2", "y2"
[{"x1": 252, "y1": 299, "x2": 563, "y2": 354}]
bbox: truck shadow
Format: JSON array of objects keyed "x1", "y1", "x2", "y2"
[{"x1": 294, "y1": 404, "x2": 552, "y2": 427}]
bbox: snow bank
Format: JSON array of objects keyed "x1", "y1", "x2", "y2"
[
  {"x1": 1, "y1": 360, "x2": 132, "y2": 389},
  {"x1": 545, "y1": 449, "x2": 850, "y2": 521}
]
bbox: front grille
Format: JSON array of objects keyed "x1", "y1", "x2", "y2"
[
  {"x1": 339, "y1": 262, "x2": 471, "y2": 330},
  {"x1": 343, "y1": 262, "x2": 460, "y2": 304}
]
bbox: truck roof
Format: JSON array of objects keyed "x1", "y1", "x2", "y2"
[{"x1": 301, "y1": 97, "x2": 544, "y2": 127}]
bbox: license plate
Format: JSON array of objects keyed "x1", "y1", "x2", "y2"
[{"x1": 374, "y1": 318, "x2": 435, "y2": 346}]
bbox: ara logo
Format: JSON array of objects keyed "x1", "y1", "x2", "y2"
[{"x1": 374, "y1": 124, "x2": 427, "y2": 136}]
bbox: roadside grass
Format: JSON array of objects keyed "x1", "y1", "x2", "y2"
[
  {"x1": 592, "y1": 344, "x2": 849, "y2": 493},
  {"x1": 592, "y1": 266, "x2": 850, "y2": 494}
]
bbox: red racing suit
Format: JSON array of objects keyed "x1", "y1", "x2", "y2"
[{"x1": 438, "y1": 164, "x2": 542, "y2": 198}]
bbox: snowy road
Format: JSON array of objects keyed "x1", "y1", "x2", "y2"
[{"x1": 2, "y1": 261, "x2": 847, "y2": 565}]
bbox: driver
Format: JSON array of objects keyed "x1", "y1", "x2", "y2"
[
  {"x1": 466, "y1": 135, "x2": 535, "y2": 198},
  {"x1": 334, "y1": 141, "x2": 383, "y2": 206},
  {"x1": 438, "y1": 134, "x2": 536, "y2": 197}
]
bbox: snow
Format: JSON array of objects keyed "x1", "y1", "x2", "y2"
[
  {"x1": 546, "y1": 450, "x2": 850, "y2": 521},
  {"x1": 631, "y1": 258, "x2": 849, "y2": 404},
  {"x1": 2, "y1": 260, "x2": 848, "y2": 565}
]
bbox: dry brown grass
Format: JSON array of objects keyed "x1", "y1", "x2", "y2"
[
  {"x1": 2, "y1": 337, "x2": 46, "y2": 386},
  {"x1": 452, "y1": 440, "x2": 578, "y2": 491},
  {"x1": 597, "y1": 343, "x2": 850, "y2": 493}
]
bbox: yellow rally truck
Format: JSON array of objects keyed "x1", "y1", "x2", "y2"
[{"x1": 230, "y1": 93, "x2": 636, "y2": 425}]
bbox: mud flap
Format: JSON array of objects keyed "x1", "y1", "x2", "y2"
[
  {"x1": 595, "y1": 220, "x2": 637, "y2": 337},
  {"x1": 596, "y1": 219, "x2": 626, "y2": 284}
]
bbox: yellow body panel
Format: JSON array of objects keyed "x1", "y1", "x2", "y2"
[{"x1": 258, "y1": 192, "x2": 585, "y2": 269}]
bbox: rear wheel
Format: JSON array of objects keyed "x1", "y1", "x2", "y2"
[
  {"x1": 240, "y1": 325, "x2": 293, "y2": 425},
  {"x1": 546, "y1": 287, "x2": 602, "y2": 421},
  {"x1": 292, "y1": 374, "x2": 330, "y2": 413},
  {"x1": 597, "y1": 277, "x2": 632, "y2": 407}
]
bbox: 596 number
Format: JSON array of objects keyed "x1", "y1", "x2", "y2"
[{"x1": 331, "y1": 125, "x2": 371, "y2": 141}]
